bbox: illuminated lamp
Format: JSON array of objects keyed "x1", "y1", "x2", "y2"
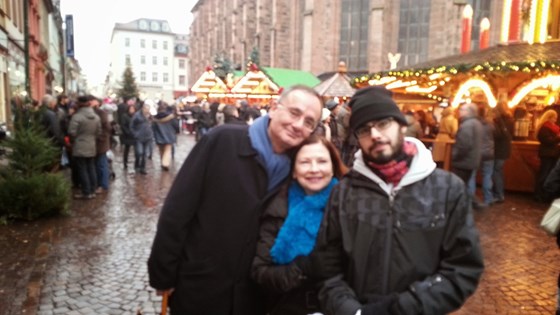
[
  {"x1": 508, "y1": 75, "x2": 560, "y2": 107},
  {"x1": 405, "y1": 85, "x2": 438, "y2": 93},
  {"x1": 451, "y1": 79, "x2": 497, "y2": 108},
  {"x1": 501, "y1": 0, "x2": 512, "y2": 42}
]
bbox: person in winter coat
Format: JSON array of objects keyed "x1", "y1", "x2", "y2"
[
  {"x1": 152, "y1": 102, "x2": 179, "y2": 171},
  {"x1": 39, "y1": 94, "x2": 65, "y2": 148},
  {"x1": 130, "y1": 102, "x2": 154, "y2": 174},
  {"x1": 120, "y1": 105, "x2": 137, "y2": 173},
  {"x1": 432, "y1": 107, "x2": 458, "y2": 165},
  {"x1": 316, "y1": 86, "x2": 484, "y2": 315},
  {"x1": 491, "y1": 104, "x2": 513, "y2": 203},
  {"x1": 147, "y1": 85, "x2": 323, "y2": 315},
  {"x1": 542, "y1": 164, "x2": 560, "y2": 315},
  {"x1": 535, "y1": 109, "x2": 560, "y2": 202},
  {"x1": 92, "y1": 95, "x2": 112, "y2": 192},
  {"x1": 68, "y1": 96, "x2": 101, "y2": 199},
  {"x1": 195, "y1": 102, "x2": 213, "y2": 141},
  {"x1": 451, "y1": 103, "x2": 483, "y2": 184},
  {"x1": 468, "y1": 106, "x2": 495, "y2": 208},
  {"x1": 251, "y1": 135, "x2": 347, "y2": 315}
]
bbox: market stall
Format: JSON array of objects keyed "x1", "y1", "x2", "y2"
[
  {"x1": 357, "y1": 40, "x2": 560, "y2": 192},
  {"x1": 314, "y1": 61, "x2": 356, "y2": 100}
]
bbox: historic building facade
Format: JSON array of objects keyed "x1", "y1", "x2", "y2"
[
  {"x1": 0, "y1": 0, "x2": 66, "y2": 128},
  {"x1": 106, "y1": 18, "x2": 189, "y2": 102},
  {"x1": 189, "y1": 0, "x2": 560, "y2": 85}
]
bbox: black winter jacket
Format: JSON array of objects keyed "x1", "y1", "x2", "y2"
[
  {"x1": 251, "y1": 185, "x2": 322, "y2": 315},
  {"x1": 318, "y1": 139, "x2": 484, "y2": 315},
  {"x1": 148, "y1": 124, "x2": 278, "y2": 315},
  {"x1": 537, "y1": 122, "x2": 560, "y2": 158}
]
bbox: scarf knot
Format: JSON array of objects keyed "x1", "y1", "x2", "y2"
[
  {"x1": 270, "y1": 178, "x2": 338, "y2": 264},
  {"x1": 367, "y1": 141, "x2": 417, "y2": 186}
]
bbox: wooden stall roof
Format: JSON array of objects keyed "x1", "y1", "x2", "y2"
[
  {"x1": 314, "y1": 62, "x2": 356, "y2": 97},
  {"x1": 405, "y1": 40, "x2": 560, "y2": 70},
  {"x1": 352, "y1": 41, "x2": 560, "y2": 104},
  {"x1": 190, "y1": 68, "x2": 229, "y2": 94}
]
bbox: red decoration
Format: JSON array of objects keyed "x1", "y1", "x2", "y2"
[
  {"x1": 509, "y1": 0, "x2": 521, "y2": 42},
  {"x1": 278, "y1": 87, "x2": 284, "y2": 95},
  {"x1": 205, "y1": 66, "x2": 213, "y2": 72},
  {"x1": 461, "y1": 5, "x2": 473, "y2": 53},
  {"x1": 249, "y1": 63, "x2": 259, "y2": 72}
]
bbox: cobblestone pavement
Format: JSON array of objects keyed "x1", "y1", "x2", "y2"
[{"x1": 0, "y1": 133, "x2": 559, "y2": 315}]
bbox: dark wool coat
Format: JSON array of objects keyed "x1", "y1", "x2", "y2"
[
  {"x1": 493, "y1": 115, "x2": 513, "y2": 160},
  {"x1": 148, "y1": 124, "x2": 281, "y2": 315},
  {"x1": 94, "y1": 108, "x2": 112, "y2": 154},
  {"x1": 119, "y1": 113, "x2": 136, "y2": 145}
]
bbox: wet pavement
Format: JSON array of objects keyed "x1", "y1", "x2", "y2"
[{"x1": 0, "y1": 133, "x2": 559, "y2": 315}]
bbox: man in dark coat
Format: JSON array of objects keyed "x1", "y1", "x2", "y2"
[
  {"x1": 40, "y1": 94, "x2": 65, "y2": 148},
  {"x1": 147, "y1": 85, "x2": 323, "y2": 314},
  {"x1": 451, "y1": 103, "x2": 483, "y2": 184}
]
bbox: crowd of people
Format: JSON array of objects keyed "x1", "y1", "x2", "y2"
[{"x1": 17, "y1": 84, "x2": 560, "y2": 314}]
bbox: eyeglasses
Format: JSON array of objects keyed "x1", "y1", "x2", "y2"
[
  {"x1": 277, "y1": 103, "x2": 318, "y2": 131},
  {"x1": 354, "y1": 117, "x2": 394, "y2": 138}
]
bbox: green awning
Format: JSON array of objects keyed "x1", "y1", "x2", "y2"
[{"x1": 234, "y1": 67, "x2": 320, "y2": 88}]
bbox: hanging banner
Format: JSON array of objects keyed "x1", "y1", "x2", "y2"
[{"x1": 65, "y1": 15, "x2": 74, "y2": 57}]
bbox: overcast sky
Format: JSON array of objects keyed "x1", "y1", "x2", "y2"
[{"x1": 60, "y1": 0, "x2": 198, "y2": 87}]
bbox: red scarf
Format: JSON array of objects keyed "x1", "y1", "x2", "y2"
[{"x1": 366, "y1": 141, "x2": 418, "y2": 186}]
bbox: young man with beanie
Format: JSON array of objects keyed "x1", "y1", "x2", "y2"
[{"x1": 316, "y1": 86, "x2": 484, "y2": 315}]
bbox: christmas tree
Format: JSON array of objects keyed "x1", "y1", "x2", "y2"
[{"x1": 118, "y1": 65, "x2": 139, "y2": 101}]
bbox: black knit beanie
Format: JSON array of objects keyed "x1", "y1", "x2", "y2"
[{"x1": 348, "y1": 86, "x2": 407, "y2": 131}]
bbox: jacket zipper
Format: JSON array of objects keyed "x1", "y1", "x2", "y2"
[{"x1": 381, "y1": 189, "x2": 397, "y2": 294}]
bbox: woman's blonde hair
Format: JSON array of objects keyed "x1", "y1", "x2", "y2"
[{"x1": 536, "y1": 109, "x2": 558, "y2": 133}]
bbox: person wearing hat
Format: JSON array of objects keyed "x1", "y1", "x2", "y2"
[
  {"x1": 325, "y1": 99, "x2": 342, "y2": 150},
  {"x1": 315, "y1": 86, "x2": 484, "y2": 315}
]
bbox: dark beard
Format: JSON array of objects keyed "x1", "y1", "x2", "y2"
[{"x1": 362, "y1": 135, "x2": 404, "y2": 165}]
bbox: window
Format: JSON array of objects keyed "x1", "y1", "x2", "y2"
[
  {"x1": 125, "y1": 37, "x2": 130, "y2": 47},
  {"x1": 141, "y1": 39, "x2": 145, "y2": 48},
  {"x1": 152, "y1": 56, "x2": 157, "y2": 65},
  {"x1": 163, "y1": 73, "x2": 169, "y2": 83},
  {"x1": 179, "y1": 59, "x2": 185, "y2": 69},
  {"x1": 152, "y1": 40, "x2": 157, "y2": 49},
  {"x1": 163, "y1": 41, "x2": 168, "y2": 50},
  {"x1": 152, "y1": 72, "x2": 158, "y2": 82},
  {"x1": 140, "y1": 72, "x2": 146, "y2": 81},
  {"x1": 338, "y1": 0, "x2": 369, "y2": 71},
  {"x1": 163, "y1": 57, "x2": 168, "y2": 66},
  {"x1": 140, "y1": 55, "x2": 146, "y2": 65},
  {"x1": 179, "y1": 75, "x2": 186, "y2": 85},
  {"x1": 397, "y1": 0, "x2": 431, "y2": 67},
  {"x1": 125, "y1": 54, "x2": 130, "y2": 64}
]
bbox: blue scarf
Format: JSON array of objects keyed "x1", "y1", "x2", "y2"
[
  {"x1": 248, "y1": 114, "x2": 291, "y2": 192},
  {"x1": 270, "y1": 178, "x2": 339, "y2": 265}
]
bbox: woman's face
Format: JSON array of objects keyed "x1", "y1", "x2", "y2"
[{"x1": 293, "y1": 142, "x2": 333, "y2": 195}]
